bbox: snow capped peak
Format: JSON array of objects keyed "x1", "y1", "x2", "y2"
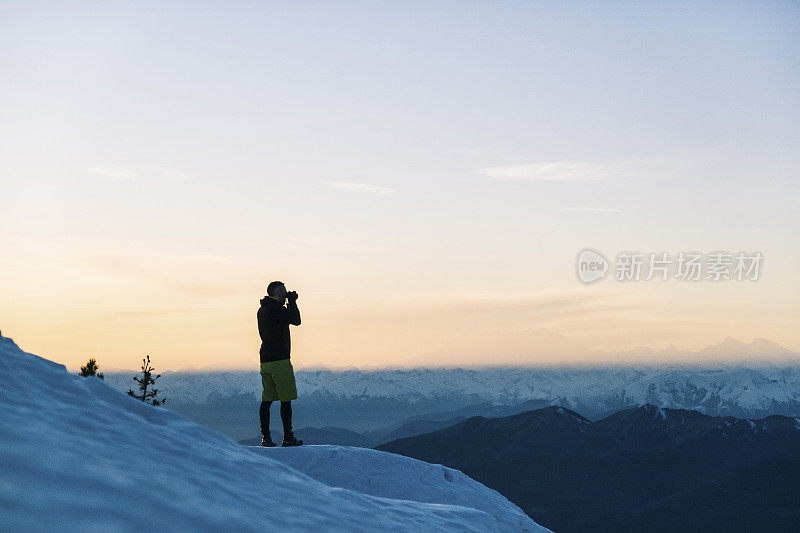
[{"x1": 0, "y1": 331, "x2": 548, "y2": 532}]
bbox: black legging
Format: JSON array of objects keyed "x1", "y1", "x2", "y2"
[{"x1": 260, "y1": 400, "x2": 292, "y2": 437}]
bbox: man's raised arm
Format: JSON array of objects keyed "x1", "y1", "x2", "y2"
[{"x1": 286, "y1": 292, "x2": 301, "y2": 326}]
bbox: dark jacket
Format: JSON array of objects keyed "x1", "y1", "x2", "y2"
[{"x1": 257, "y1": 296, "x2": 301, "y2": 363}]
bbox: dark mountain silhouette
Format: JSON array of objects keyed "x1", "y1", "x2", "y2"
[
  {"x1": 377, "y1": 405, "x2": 800, "y2": 532},
  {"x1": 385, "y1": 399, "x2": 553, "y2": 426},
  {"x1": 367, "y1": 417, "x2": 468, "y2": 443},
  {"x1": 362, "y1": 399, "x2": 552, "y2": 445},
  {"x1": 620, "y1": 458, "x2": 800, "y2": 532},
  {"x1": 237, "y1": 398, "x2": 554, "y2": 447}
]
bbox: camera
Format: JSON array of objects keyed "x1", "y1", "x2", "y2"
[{"x1": 286, "y1": 290, "x2": 298, "y2": 301}]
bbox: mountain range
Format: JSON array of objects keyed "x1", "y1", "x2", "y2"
[
  {"x1": 377, "y1": 404, "x2": 800, "y2": 532},
  {"x1": 102, "y1": 353, "x2": 800, "y2": 442},
  {"x1": 98, "y1": 334, "x2": 800, "y2": 450}
]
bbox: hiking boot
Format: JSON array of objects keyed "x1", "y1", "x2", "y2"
[
  {"x1": 260, "y1": 435, "x2": 276, "y2": 447},
  {"x1": 282, "y1": 431, "x2": 303, "y2": 447}
]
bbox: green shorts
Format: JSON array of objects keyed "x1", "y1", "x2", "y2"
[{"x1": 260, "y1": 359, "x2": 298, "y2": 402}]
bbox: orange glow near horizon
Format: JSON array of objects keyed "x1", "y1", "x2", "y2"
[
  {"x1": 2, "y1": 2, "x2": 798, "y2": 371},
  {"x1": 2, "y1": 252, "x2": 798, "y2": 372}
]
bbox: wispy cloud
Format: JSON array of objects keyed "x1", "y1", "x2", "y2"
[
  {"x1": 548, "y1": 206, "x2": 631, "y2": 214},
  {"x1": 160, "y1": 168, "x2": 194, "y2": 182},
  {"x1": 328, "y1": 182, "x2": 395, "y2": 194},
  {"x1": 480, "y1": 161, "x2": 614, "y2": 182},
  {"x1": 85, "y1": 165, "x2": 138, "y2": 180}
]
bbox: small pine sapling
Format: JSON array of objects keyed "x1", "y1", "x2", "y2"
[{"x1": 127, "y1": 355, "x2": 166, "y2": 406}]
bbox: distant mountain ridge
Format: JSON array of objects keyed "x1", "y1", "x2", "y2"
[
  {"x1": 98, "y1": 335, "x2": 800, "y2": 440},
  {"x1": 377, "y1": 405, "x2": 800, "y2": 532},
  {"x1": 104, "y1": 360, "x2": 800, "y2": 422},
  {"x1": 699, "y1": 336, "x2": 794, "y2": 357},
  {"x1": 236, "y1": 399, "x2": 555, "y2": 448}
]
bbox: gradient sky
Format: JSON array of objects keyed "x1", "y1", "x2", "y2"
[{"x1": 2, "y1": 1, "x2": 799, "y2": 370}]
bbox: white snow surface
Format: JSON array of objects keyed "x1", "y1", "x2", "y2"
[{"x1": 0, "y1": 333, "x2": 547, "y2": 532}]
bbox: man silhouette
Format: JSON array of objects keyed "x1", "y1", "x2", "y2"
[{"x1": 257, "y1": 281, "x2": 303, "y2": 447}]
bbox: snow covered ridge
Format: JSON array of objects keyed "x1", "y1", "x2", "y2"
[
  {"x1": 104, "y1": 364, "x2": 800, "y2": 418},
  {"x1": 0, "y1": 331, "x2": 548, "y2": 532}
]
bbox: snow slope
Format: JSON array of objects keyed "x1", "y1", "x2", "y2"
[
  {"x1": 0, "y1": 332, "x2": 547, "y2": 532},
  {"x1": 259, "y1": 445, "x2": 527, "y2": 524}
]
